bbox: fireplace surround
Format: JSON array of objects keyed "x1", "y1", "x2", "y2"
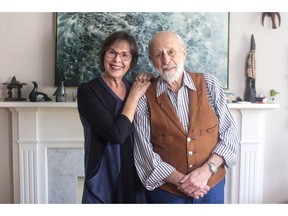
[{"x1": 0, "y1": 102, "x2": 279, "y2": 203}]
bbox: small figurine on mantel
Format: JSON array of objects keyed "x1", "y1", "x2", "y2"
[
  {"x1": 2, "y1": 76, "x2": 27, "y2": 101},
  {"x1": 29, "y1": 81, "x2": 52, "y2": 102},
  {"x1": 244, "y1": 34, "x2": 257, "y2": 103},
  {"x1": 269, "y1": 89, "x2": 280, "y2": 103},
  {"x1": 53, "y1": 81, "x2": 66, "y2": 102}
]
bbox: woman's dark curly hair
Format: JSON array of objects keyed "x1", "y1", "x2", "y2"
[{"x1": 99, "y1": 31, "x2": 138, "y2": 72}]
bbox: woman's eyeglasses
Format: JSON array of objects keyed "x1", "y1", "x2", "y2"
[{"x1": 106, "y1": 48, "x2": 131, "y2": 61}]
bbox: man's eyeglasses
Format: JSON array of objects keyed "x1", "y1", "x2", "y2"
[{"x1": 106, "y1": 48, "x2": 132, "y2": 61}]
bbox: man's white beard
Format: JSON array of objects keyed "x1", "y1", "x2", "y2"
[{"x1": 158, "y1": 60, "x2": 184, "y2": 84}]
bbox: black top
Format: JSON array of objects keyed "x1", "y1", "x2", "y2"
[{"x1": 77, "y1": 77, "x2": 146, "y2": 203}]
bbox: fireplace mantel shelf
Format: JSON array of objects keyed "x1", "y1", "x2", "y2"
[
  {"x1": 0, "y1": 101, "x2": 280, "y2": 109},
  {"x1": 0, "y1": 101, "x2": 78, "y2": 108},
  {"x1": 0, "y1": 101, "x2": 280, "y2": 203}
]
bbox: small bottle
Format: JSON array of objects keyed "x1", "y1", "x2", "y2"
[{"x1": 53, "y1": 81, "x2": 66, "y2": 102}]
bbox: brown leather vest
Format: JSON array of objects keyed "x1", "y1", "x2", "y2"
[{"x1": 145, "y1": 72, "x2": 226, "y2": 196}]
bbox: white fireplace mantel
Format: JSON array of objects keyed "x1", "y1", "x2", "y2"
[{"x1": 0, "y1": 101, "x2": 279, "y2": 204}]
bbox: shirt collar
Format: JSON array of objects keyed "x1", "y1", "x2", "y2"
[{"x1": 156, "y1": 70, "x2": 197, "y2": 97}]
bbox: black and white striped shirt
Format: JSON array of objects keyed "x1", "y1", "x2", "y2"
[{"x1": 133, "y1": 71, "x2": 239, "y2": 190}]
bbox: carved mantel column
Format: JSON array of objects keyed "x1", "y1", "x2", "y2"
[
  {"x1": 9, "y1": 107, "x2": 40, "y2": 203},
  {"x1": 229, "y1": 103, "x2": 279, "y2": 203}
]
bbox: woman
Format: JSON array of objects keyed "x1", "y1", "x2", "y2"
[{"x1": 77, "y1": 31, "x2": 151, "y2": 203}]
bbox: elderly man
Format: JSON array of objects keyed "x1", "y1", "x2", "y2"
[{"x1": 133, "y1": 31, "x2": 239, "y2": 204}]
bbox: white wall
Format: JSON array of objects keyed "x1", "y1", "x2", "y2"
[
  {"x1": 0, "y1": 12, "x2": 287, "y2": 203},
  {"x1": 229, "y1": 12, "x2": 288, "y2": 203}
]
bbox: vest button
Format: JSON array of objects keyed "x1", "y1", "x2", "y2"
[
  {"x1": 189, "y1": 164, "x2": 193, "y2": 168},
  {"x1": 188, "y1": 151, "x2": 193, "y2": 156},
  {"x1": 187, "y1": 137, "x2": 192, "y2": 142}
]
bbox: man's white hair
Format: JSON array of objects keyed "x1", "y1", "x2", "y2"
[{"x1": 148, "y1": 31, "x2": 185, "y2": 57}]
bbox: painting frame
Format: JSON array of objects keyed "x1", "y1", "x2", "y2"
[{"x1": 55, "y1": 12, "x2": 230, "y2": 88}]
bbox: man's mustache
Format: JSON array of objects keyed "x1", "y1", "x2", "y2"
[{"x1": 161, "y1": 65, "x2": 175, "y2": 70}]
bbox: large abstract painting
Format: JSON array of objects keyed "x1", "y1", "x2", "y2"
[{"x1": 55, "y1": 12, "x2": 229, "y2": 88}]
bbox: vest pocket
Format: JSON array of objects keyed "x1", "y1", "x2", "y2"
[
  {"x1": 151, "y1": 134, "x2": 173, "y2": 144},
  {"x1": 200, "y1": 124, "x2": 218, "y2": 136}
]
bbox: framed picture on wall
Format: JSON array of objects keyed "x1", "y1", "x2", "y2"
[{"x1": 55, "y1": 12, "x2": 229, "y2": 88}]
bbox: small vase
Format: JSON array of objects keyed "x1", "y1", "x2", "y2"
[{"x1": 53, "y1": 81, "x2": 66, "y2": 102}]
